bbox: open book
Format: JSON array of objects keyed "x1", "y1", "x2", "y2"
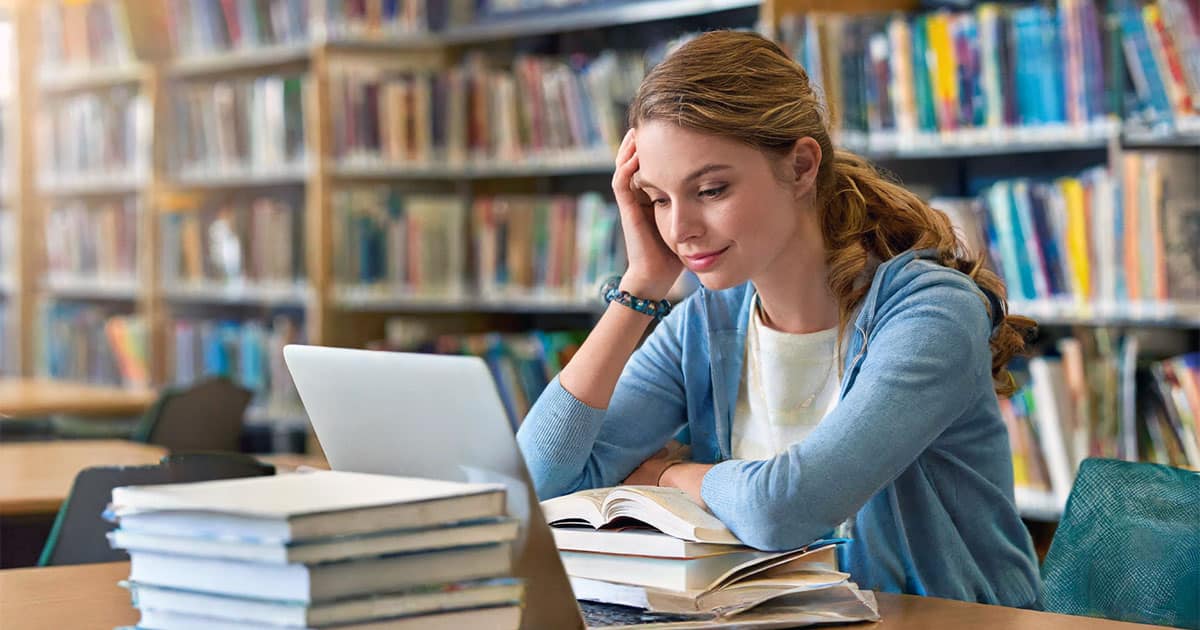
[
  {"x1": 571, "y1": 543, "x2": 846, "y2": 617},
  {"x1": 540, "y1": 486, "x2": 740, "y2": 545}
]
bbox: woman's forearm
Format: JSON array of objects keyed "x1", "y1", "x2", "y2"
[{"x1": 559, "y1": 297, "x2": 656, "y2": 409}]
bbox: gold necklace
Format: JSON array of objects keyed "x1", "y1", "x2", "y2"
[{"x1": 748, "y1": 300, "x2": 838, "y2": 414}]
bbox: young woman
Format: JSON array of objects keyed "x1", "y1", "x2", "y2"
[{"x1": 516, "y1": 30, "x2": 1041, "y2": 608}]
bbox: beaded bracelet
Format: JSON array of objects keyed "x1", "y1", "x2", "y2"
[{"x1": 600, "y1": 276, "x2": 673, "y2": 321}]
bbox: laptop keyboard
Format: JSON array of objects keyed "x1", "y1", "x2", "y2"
[{"x1": 580, "y1": 601, "x2": 705, "y2": 628}]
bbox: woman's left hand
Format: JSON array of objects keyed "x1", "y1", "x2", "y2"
[
  {"x1": 622, "y1": 440, "x2": 690, "y2": 486},
  {"x1": 658, "y1": 462, "x2": 714, "y2": 509},
  {"x1": 622, "y1": 441, "x2": 714, "y2": 508}
]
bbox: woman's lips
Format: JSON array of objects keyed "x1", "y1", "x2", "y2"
[{"x1": 682, "y1": 246, "x2": 729, "y2": 272}]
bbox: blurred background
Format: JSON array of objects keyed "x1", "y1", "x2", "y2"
[{"x1": 0, "y1": 0, "x2": 1196, "y2": 562}]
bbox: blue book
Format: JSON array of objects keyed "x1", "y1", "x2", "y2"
[
  {"x1": 1040, "y1": 9, "x2": 1066, "y2": 124},
  {"x1": 1010, "y1": 181, "x2": 1047, "y2": 299},
  {"x1": 238, "y1": 323, "x2": 267, "y2": 397},
  {"x1": 1028, "y1": 184, "x2": 1067, "y2": 297},
  {"x1": 1116, "y1": 0, "x2": 1174, "y2": 123},
  {"x1": 1012, "y1": 8, "x2": 1043, "y2": 125},
  {"x1": 983, "y1": 181, "x2": 1029, "y2": 300}
]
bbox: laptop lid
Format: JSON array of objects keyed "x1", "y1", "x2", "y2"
[{"x1": 282, "y1": 345, "x2": 585, "y2": 630}]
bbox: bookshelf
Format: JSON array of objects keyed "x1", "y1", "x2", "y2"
[
  {"x1": 37, "y1": 63, "x2": 146, "y2": 93},
  {"x1": 436, "y1": 0, "x2": 762, "y2": 44},
  {"x1": 1, "y1": 0, "x2": 1197, "y2": 493}
]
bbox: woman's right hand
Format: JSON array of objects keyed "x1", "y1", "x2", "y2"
[{"x1": 612, "y1": 129, "x2": 683, "y2": 300}]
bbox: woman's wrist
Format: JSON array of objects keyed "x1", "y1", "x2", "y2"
[
  {"x1": 618, "y1": 274, "x2": 674, "y2": 302},
  {"x1": 658, "y1": 462, "x2": 714, "y2": 508},
  {"x1": 655, "y1": 460, "x2": 685, "y2": 486}
]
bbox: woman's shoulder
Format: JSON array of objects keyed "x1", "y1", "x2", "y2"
[{"x1": 867, "y1": 249, "x2": 994, "y2": 328}]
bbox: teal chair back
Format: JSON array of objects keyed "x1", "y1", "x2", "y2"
[
  {"x1": 1041, "y1": 458, "x2": 1200, "y2": 629},
  {"x1": 38, "y1": 453, "x2": 275, "y2": 566}
]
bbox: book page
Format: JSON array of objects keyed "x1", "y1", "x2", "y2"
[
  {"x1": 604, "y1": 487, "x2": 740, "y2": 544},
  {"x1": 540, "y1": 488, "x2": 610, "y2": 528},
  {"x1": 647, "y1": 570, "x2": 851, "y2": 616}
]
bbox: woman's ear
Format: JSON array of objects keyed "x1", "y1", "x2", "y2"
[{"x1": 790, "y1": 137, "x2": 822, "y2": 199}]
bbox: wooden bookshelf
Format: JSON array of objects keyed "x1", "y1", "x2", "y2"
[
  {"x1": 2, "y1": 0, "x2": 1197, "y2": 429},
  {"x1": 1011, "y1": 300, "x2": 1200, "y2": 329},
  {"x1": 439, "y1": 0, "x2": 762, "y2": 44},
  {"x1": 36, "y1": 63, "x2": 147, "y2": 93},
  {"x1": 331, "y1": 150, "x2": 616, "y2": 180},
  {"x1": 166, "y1": 41, "x2": 312, "y2": 78},
  {"x1": 9, "y1": 0, "x2": 36, "y2": 379},
  {"x1": 36, "y1": 171, "x2": 147, "y2": 196}
]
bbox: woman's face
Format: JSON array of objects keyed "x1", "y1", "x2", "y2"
[{"x1": 632, "y1": 121, "x2": 813, "y2": 291}]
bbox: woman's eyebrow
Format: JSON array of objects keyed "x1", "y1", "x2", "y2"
[{"x1": 634, "y1": 164, "x2": 732, "y2": 190}]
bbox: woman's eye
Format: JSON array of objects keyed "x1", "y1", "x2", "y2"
[
  {"x1": 652, "y1": 198, "x2": 669, "y2": 208},
  {"x1": 699, "y1": 186, "x2": 726, "y2": 199}
]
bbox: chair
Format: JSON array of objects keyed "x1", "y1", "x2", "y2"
[
  {"x1": 1041, "y1": 458, "x2": 1200, "y2": 629},
  {"x1": 37, "y1": 453, "x2": 275, "y2": 567},
  {"x1": 160, "y1": 451, "x2": 276, "y2": 481},
  {"x1": 131, "y1": 377, "x2": 253, "y2": 453}
]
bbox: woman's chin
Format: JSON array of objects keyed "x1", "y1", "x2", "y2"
[{"x1": 694, "y1": 271, "x2": 747, "y2": 292}]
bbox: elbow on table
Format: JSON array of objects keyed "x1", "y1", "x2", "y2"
[{"x1": 726, "y1": 502, "x2": 845, "y2": 552}]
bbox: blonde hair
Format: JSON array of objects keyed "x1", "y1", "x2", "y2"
[{"x1": 628, "y1": 30, "x2": 1032, "y2": 396}]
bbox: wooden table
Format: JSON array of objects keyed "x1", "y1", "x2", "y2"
[
  {"x1": 0, "y1": 440, "x2": 167, "y2": 516},
  {"x1": 0, "y1": 562, "x2": 1172, "y2": 630},
  {"x1": 257, "y1": 452, "x2": 330, "y2": 473},
  {"x1": 0, "y1": 379, "x2": 156, "y2": 419}
]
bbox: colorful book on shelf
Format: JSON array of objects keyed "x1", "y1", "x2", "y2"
[
  {"x1": 171, "y1": 75, "x2": 306, "y2": 175},
  {"x1": 161, "y1": 192, "x2": 304, "y2": 287},
  {"x1": 40, "y1": 0, "x2": 134, "y2": 70},
  {"x1": 335, "y1": 189, "x2": 622, "y2": 300},
  {"x1": 329, "y1": 48, "x2": 644, "y2": 165},
  {"x1": 776, "y1": 1, "x2": 1200, "y2": 147},
  {"x1": 1002, "y1": 338, "x2": 1200, "y2": 507},
  {"x1": 39, "y1": 305, "x2": 145, "y2": 386},
  {"x1": 44, "y1": 199, "x2": 139, "y2": 282},
  {"x1": 38, "y1": 87, "x2": 148, "y2": 176},
  {"x1": 332, "y1": 189, "x2": 466, "y2": 293},
  {"x1": 968, "y1": 153, "x2": 1200, "y2": 312},
  {"x1": 172, "y1": 316, "x2": 304, "y2": 416},
  {"x1": 164, "y1": 0, "x2": 309, "y2": 58}
]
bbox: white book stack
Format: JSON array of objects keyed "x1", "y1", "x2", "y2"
[
  {"x1": 107, "y1": 471, "x2": 524, "y2": 629},
  {"x1": 543, "y1": 486, "x2": 880, "y2": 624}
]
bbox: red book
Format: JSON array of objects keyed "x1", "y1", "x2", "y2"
[{"x1": 220, "y1": 0, "x2": 242, "y2": 47}]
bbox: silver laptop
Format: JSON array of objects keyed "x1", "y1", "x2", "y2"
[{"x1": 284, "y1": 345, "x2": 614, "y2": 629}]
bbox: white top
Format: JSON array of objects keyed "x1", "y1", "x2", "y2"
[{"x1": 731, "y1": 298, "x2": 841, "y2": 460}]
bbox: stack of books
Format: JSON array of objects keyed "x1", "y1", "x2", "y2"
[
  {"x1": 543, "y1": 486, "x2": 879, "y2": 624},
  {"x1": 107, "y1": 470, "x2": 525, "y2": 629}
]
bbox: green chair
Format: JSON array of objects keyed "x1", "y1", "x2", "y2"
[
  {"x1": 1041, "y1": 458, "x2": 1200, "y2": 629},
  {"x1": 37, "y1": 453, "x2": 275, "y2": 566},
  {"x1": 131, "y1": 377, "x2": 253, "y2": 453}
]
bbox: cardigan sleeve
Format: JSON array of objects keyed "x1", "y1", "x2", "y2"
[
  {"x1": 701, "y1": 277, "x2": 992, "y2": 550},
  {"x1": 516, "y1": 302, "x2": 691, "y2": 499}
]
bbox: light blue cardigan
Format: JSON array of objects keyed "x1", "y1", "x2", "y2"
[{"x1": 517, "y1": 249, "x2": 1042, "y2": 608}]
